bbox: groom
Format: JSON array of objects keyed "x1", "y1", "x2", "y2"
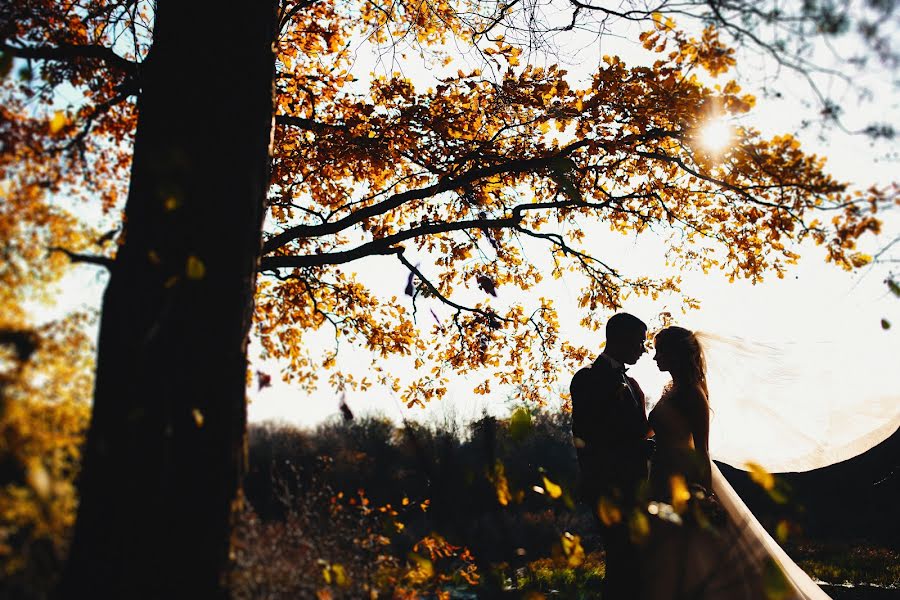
[{"x1": 570, "y1": 312, "x2": 652, "y2": 600}]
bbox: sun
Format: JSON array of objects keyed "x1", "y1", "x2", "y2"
[{"x1": 700, "y1": 118, "x2": 733, "y2": 152}]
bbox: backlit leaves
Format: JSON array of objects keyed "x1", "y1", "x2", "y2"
[{"x1": 2, "y1": 2, "x2": 890, "y2": 414}]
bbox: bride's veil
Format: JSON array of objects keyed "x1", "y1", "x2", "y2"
[
  {"x1": 695, "y1": 332, "x2": 900, "y2": 473},
  {"x1": 686, "y1": 331, "x2": 898, "y2": 599}
]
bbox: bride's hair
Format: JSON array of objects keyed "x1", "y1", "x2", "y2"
[{"x1": 655, "y1": 326, "x2": 709, "y2": 405}]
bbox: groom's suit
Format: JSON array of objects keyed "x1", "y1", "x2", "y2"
[
  {"x1": 571, "y1": 353, "x2": 650, "y2": 505},
  {"x1": 570, "y1": 353, "x2": 651, "y2": 600}
]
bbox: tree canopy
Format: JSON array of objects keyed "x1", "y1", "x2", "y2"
[
  {"x1": 1, "y1": 1, "x2": 894, "y2": 408},
  {"x1": 1, "y1": 1, "x2": 897, "y2": 597}
]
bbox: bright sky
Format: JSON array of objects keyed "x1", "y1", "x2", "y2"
[{"x1": 43, "y1": 11, "x2": 900, "y2": 434}]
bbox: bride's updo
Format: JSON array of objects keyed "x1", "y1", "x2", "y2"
[{"x1": 655, "y1": 326, "x2": 709, "y2": 403}]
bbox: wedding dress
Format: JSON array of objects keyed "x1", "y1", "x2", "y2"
[
  {"x1": 636, "y1": 333, "x2": 900, "y2": 600},
  {"x1": 643, "y1": 386, "x2": 830, "y2": 599}
]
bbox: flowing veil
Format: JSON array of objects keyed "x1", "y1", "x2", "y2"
[
  {"x1": 695, "y1": 332, "x2": 900, "y2": 472},
  {"x1": 692, "y1": 332, "x2": 900, "y2": 598}
]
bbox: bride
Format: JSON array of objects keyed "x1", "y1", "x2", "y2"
[{"x1": 640, "y1": 325, "x2": 833, "y2": 600}]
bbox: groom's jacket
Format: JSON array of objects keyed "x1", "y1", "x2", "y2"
[{"x1": 570, "y1": 356, "x2": 650, "y2": 503}]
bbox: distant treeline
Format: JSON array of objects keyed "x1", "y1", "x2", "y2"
[{"x1": 243, "y1": 407, "x2": 899, "y2": 559}]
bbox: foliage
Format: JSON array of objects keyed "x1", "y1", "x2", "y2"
[
  {"x1": 0, "y1": 318, "x2": 93, "y2": 597},
  {"x1": 238, "y1": 409, "x2": 899, "y2": 597},
  {"x1": 789, "y1": 543, "x2": 900, "y2": 589},
  {"x1": 2, "y1": 1, "x2": 894, "y2": 412}
]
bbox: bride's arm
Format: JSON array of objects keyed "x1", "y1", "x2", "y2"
[{"x1": 689, "y1": 393, "x2": 713, "y2": 489}]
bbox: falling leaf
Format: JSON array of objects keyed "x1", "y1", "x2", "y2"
[
  {"x1": 881, "y1": 319, "x2": 891, "y2": 330},
  {"x1": 192, "y1": 408, "x2": 204, "y2": 427},
  {"x1": 256, "y1": 370, "x2": 272, "y2": 391},
  {"x1": 185, "y1": 255, "x2": 206, "y2": 279},
  {"x1": 746, "y1": 461, "x2": 774, "y2": 491},
  {"x1": 887, "y1": 278, "x2": 900, "y2": 298},
  {"x1": 669, "y1": 474, "x2": 691, "y2": 513},
  {"x1": 338, "y1": 392, "x2": 354, "y2": 421},
  {"x1": 26, "y1": 460, "x2": 52, "y2": 500},
  {"x1": 597, "y1": 496, "x2": 621, "y2": 526},
  {"x1": 489, "y1": 460, "x2": 512, "y2": 506},
  {"x1": 542, "y1": 476, "x2": 562, "y2": 499},
  {"x1": 49, "y1": 111, "x2": 67, "y2": 134},
  {"x1": 560, "y1": 532, "x2": 584, "y2": 567},
  {"x1": 775, "y1": 520, "x2": 791, "y2": 543},
  {"x1": 476, "y1": 275, "x2": 497, "y2": 296},
  {"x1": 508, "y1": 407, "x2": 532, "y2": 441},
  {"x1": 629, "y1": 510, "x2": 651, "y2": 543}
]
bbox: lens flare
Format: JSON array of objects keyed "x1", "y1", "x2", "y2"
[{"x1": 700, "y1": 118, "x2": 733, "y2": 152}]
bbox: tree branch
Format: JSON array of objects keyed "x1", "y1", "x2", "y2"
[
  {"x1": 260, "y1": 196, "x2": 612, "y2": 270},
  {"x1": 0, "y1": 41, "x2": 138, "y2": 74},
  {"x1": 275, "y1": 114, "x2": 345, "y2": 131},
  {"x1": 395, "y1": 250, "x2": 506, "y2": 323},
  {"x1": 49, "y1": 247, "x2": 114, "y2": 270},
  {"x1": 262, "y1": 140, "x2": 590, "y2": 253}
]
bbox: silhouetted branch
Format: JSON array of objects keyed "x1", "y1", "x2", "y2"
[
  {"x1": 396, "y1": 249, "x2": 507, "y2": 324},
  {"x1": 261, "y1": 140, "x2": 590, "y2": 253},
  {"x1": 48, "y1": 247, "x2": 113, "y2": 270},
  {"x1": 0, "y1": 41, "x2": 137, "y2": 74}
]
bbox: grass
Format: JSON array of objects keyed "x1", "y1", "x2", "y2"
[
  {"x1": 789, "y1": 541, "x2": 900, "y2": 588},
  {"x1": 492, "y1": 551, "x2": 605, "y2": 598}
]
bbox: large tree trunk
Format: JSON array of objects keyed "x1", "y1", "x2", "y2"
[{"x1": 59, "y1": 3, "x2": 277, "y2": 598}]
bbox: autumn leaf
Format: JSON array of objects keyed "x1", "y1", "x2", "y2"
[
  {"x1": 746, "y1": 461, "x2": 774, "y2": 490},
  {"x1": 542, "y1": 476, "x2": 562, "y2": 499},
  {"x1": 560, "y1": 532, "x2": 584, "y2": 567},
  {"x1": 185, "y1": 255, "x2": 206, "y2": 280},
  {"x1": 476, "y1": 275, "x2": 497, "y2": 296},
  {"x1": 597, "y1": 496, "x2": 621, "y2": 526},
  {"x1": 256, "y1": 370, "x2": 272, "y2": 391},
  {"x1": 338, "y1": 392, "x2": 354, "y2": 421},
  {"x1": 49, "y1": 111, "x2": 68, "y2": 134}
]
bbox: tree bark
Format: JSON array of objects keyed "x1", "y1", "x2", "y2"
[{"x1": 59, "y1": 2, "x2": 277, "y2": 598}]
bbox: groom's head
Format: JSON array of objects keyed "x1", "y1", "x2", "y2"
[{"x1": 605, "y1": 312, "x2": 648, "y2": 365}]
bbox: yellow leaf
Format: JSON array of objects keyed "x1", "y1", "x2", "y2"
[
  {"x1": 849, "y1": 252, "x2": 873, "y2": 268},
  {"x1": 490, "y1": 460, "x2": 512, "y2": 506},
  {"x1": 560, "y1": 532, "x2": 584, "y2": 567},
  {"x1": 775, "y1": 520, "x2": 791, "y2": 543},
  {"x1": 542, "y1": 476, "x2": 562, "y2": 499},
  {"x1": 406, "y1": 552, "x2": 434, "y2": 584},
  {"x1": 597, "y1": 496, "x2": 621, "y2": 526},
  {"x1": 26, "y1": 460, "x2": 52, "y2": 500},
  {"x1": 629, "y1": 510, "x2": 651, "y2": 543},
  {"x1": 746, "y1": 461, "x2": 774, "y2": 491},
  {"x1": 192, "y1": 408, "x2": 204, "y2": 428},
  {"x1": 669, "y1": 474, "x2": 691, "y2": 513},
  {"x1": 186, "y1": 255, "x2": 206, "y2": 280},
  {"x1": 49, "y1": 111, "x2": 67, "y2": 134}
]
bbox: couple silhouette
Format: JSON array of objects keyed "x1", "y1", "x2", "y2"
[{"x1": 570, "y1": 313, "x2": 831, "y2": 600}]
